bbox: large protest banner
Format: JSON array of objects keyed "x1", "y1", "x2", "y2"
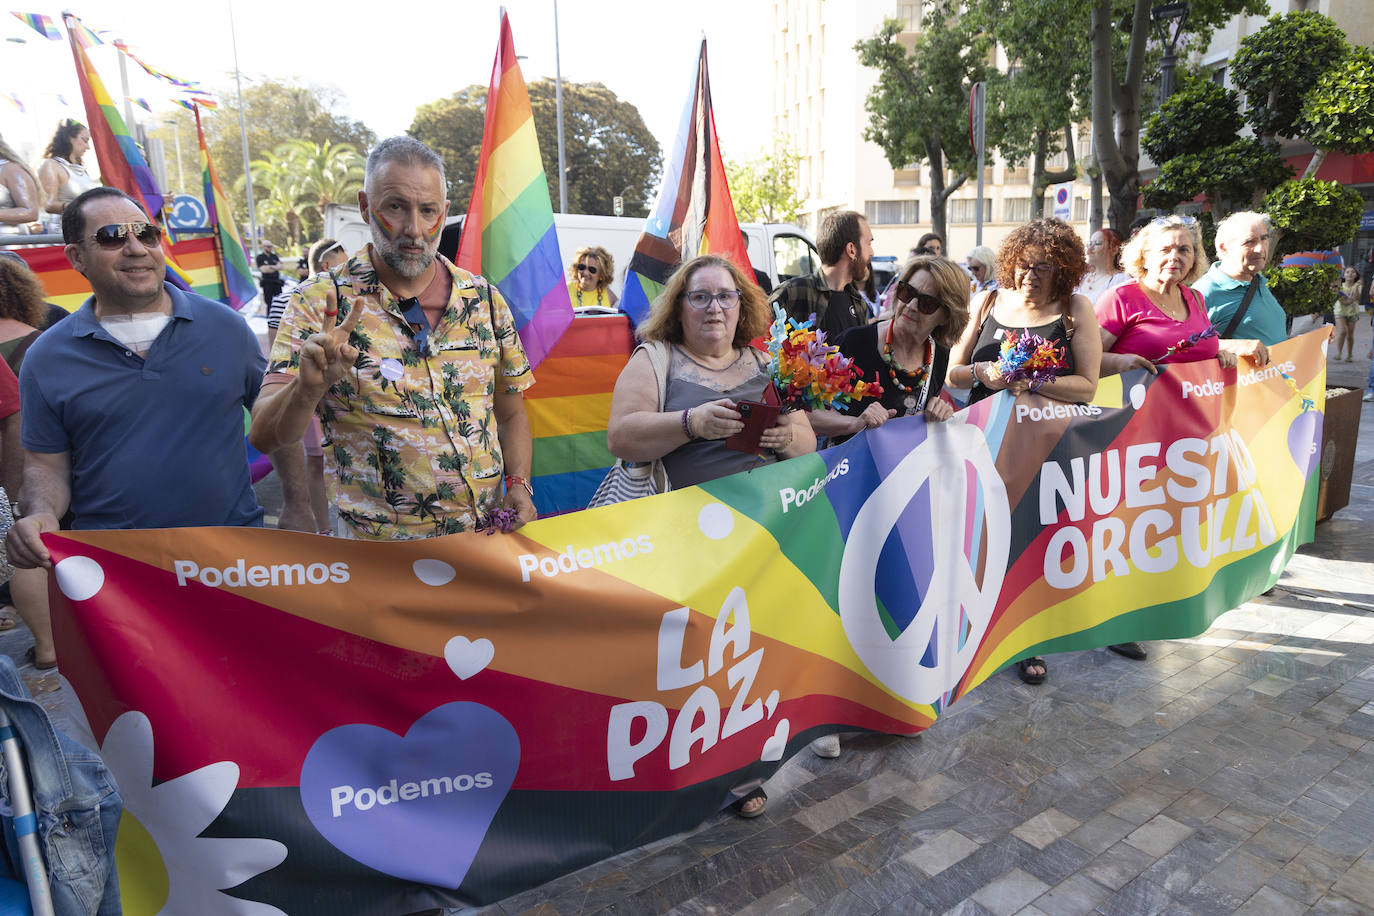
[{"x1": 44, "y1": 331, "x2": 1327, "y2": 913}]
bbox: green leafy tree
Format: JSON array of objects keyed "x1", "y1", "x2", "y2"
[
  {"x1": 856, "y1": 12, "x2": 995, "y2": 241},
  {"x1": 726, "y1": 145, "x2": 804, "y2": 223},
  {"x1": 148, "y1": 79, "x2": 374, "y2": 241},
  {"x1": 1141, "y1": 80, "x2": 1242, "y2": 162},
  {"x1": 1229, "y1": 12, "x2": 1347, "y2": 141},
  {"x1": 1141, "y1": 80, "x2": 1290, "y2": 215},
  {"x1": 1260, "y1": 177, "x2": 1362, "y2": 317},
  {"x1": 1301, "y1": 45, "x2": 1374, "y2": 176},
  {"x1": 409, "y1": 80, "x2": 661, "y2": 217},
  {"x1": 238, "y1": 139, "x2": 364, "y2": 245},
  {"x1": 1090, "y1": 0, "x2": 1267, "y2": 234},
  {"x1": 1262, "y1": 177, "x2": 1363, "y2": 258},
  {"x1": 963, "y1": 0, "x2": 1091, "y2": 219}
]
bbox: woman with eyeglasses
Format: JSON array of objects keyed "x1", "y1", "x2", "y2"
[
  {"x1": 567, "y1": 245, "x2": 618, "y2": 310},
  {"x1": 948, "y1": 218, "x2": 1101, "y2": 408},
  {"x1": 1095, "y1": 215, "x2": 1240, "y2": 377},
  {"x1": 946, "y1": 219, "x2": 1101, "y2": 685},
  {"x1": 606, "y1": 255, "x2": 815, "y2": 816},
  {"x1": 831, "y1": 255, "x2": 970, "y2": 441},
  {"x1": 1076, "y1": 228, "x2": 1130, "y2": 305}
]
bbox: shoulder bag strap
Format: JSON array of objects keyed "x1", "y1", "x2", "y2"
[
  {"x1": 1222, "y1": 276, "x2": 1260, "y2": 339},
  {"x1": 634, "y1": 340, "x2": 672, "y2": 411}
]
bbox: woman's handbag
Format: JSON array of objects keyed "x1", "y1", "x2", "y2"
[{"x1": 588, "y1": 341, "x2": 672, "y2": 508}]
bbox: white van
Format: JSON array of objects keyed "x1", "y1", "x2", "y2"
[{"x1": 322, "y1": 204, "x2": 820, "y2": 297}]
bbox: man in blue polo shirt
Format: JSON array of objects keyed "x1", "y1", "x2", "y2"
[
  {"x1": 6, "y1": 186, "x2": 265, "y2": 574},
  {"x1": 1194, "y1": 211, "x2": 1285, "y2": 355}
]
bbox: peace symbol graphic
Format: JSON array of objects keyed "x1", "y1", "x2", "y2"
[{"x1": 837, "y1": 416, "x2": 1010, "y2": 704}]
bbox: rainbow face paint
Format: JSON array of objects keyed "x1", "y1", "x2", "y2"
[
  {"x1": 424, "y1": 214, "x2": 444, "y2": 242},
  {"x1": 372, "y1": 211, "x2": 398, "y2": 242}
]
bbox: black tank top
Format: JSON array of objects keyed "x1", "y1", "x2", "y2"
[{"x1": 967, "y1": 298, "x2": 1075, "y2": 405}]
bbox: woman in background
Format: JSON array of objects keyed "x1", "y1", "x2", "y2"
[
  {"x1": 1076, "y1": 227, "x2": 1129, "y2": 305},
  {"x1": 38, "y1": 120, "x2": 97, "y2": 234},
  {"x1": 0, "y1": 135, "x2": 43, "y2": 235},
  {"x1": 567, "y1": 245, "x2": 618, "y2": 310}
]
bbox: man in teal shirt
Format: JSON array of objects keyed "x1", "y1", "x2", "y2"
[{"x1": 1194, "y1": 211, "x2": 1285, "y2": 353}]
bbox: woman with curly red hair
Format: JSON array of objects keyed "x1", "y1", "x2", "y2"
[{"x1": 947, "y1": 218, "x2": 1101, "y2": 685}]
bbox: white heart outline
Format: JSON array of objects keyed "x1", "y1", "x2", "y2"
[
  {"x1": 760, "y1": 718, "x2": 789, "y2": 762},
  {"x1": 444, "y1": 636, "x2": 494, "y2": 680}
]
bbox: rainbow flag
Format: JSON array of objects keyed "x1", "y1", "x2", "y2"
[
  {"x1": 18, "y1": 238, "x2": 228, "y2": 312},
  {"x1": 527, "y1": 316, "x2": 636, "y2": 514},
  {"x1": 620, "y1": 40, "x2": 753, "y2": 326},
  {"x1": 454, "y1": 11, "x2": 572, "y2": 369},
  {"x1": 195, "y1": 106, "x2": 256, "y2": 310},
  {"x1": 10, "y1": 11, "x2": 58, "y2": 39},
  {"x1": 64, "y1": 14, "x2": 163, "y2": 217},
  {"x1": 114, "y1": 39, "x2": 202, "y2": 90}
]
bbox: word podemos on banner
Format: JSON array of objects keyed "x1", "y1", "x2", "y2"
[{"x1": 45, "y1": 331, "x2": 1327, "y2": 912}]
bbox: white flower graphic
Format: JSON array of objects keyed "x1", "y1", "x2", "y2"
[{"x1": 101, "y1": 711, "x2": 288, "y2": 916}]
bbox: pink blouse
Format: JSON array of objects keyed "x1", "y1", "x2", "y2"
[{"x1": 1095, "y1": 279, "x2": 1219, "y2": 364}]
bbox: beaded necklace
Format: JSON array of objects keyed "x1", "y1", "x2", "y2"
[{"x1": 882, "y1": 321, "x2": 934, "y2": 413}]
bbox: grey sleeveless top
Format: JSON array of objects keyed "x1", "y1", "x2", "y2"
[{"x1": 660, "y1": 345, "x2": 775, "y2": 489}]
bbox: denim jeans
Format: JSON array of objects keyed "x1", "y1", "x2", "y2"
[{"x1": 0, "y1": 656, "x2": 121, "y2": 915}]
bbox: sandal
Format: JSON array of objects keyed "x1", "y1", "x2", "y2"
[
  {"x1": 24, "y1": 647, "x2": 57, "y2": 671},
  {"x1": 730, "y1": 787, "x2": 767, "y2": 818},
  {"x1": 0, "y1": 608, "x2": 16, "y2": 632},
  {"x1": 1017, "y1": 657, "x2": 1047, "y2": 685}
]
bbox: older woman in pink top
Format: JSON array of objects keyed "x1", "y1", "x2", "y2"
[{"x1": 1096, "y1": 215, "x2": 1238, "y2": 376}]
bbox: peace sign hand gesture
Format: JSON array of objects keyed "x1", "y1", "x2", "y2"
[{"x1": 298, "y1": 285, "x2": 365, "y2": 394}]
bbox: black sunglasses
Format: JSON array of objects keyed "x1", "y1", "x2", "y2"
[
  {"x1": 894, "y1": 281, "x2": 945, "y2": 315},
  {"x1": 575, "y1": 262, "x2": 598, "y2": 275},
  {"x1": 91, "y1": 222, "x2": 162, "y2": 249}
]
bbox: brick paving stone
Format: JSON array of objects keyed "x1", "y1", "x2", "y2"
[
  {"x1": 1122, "y1": 814, "x2": 1193, "y2": 858},
  {"x1": 1308, "y1": 893, "x2": 1368, "y2": 915},
  {"x1": 1329, "y1": 849, "x2": 1374, "y2": 908},
  {"x1": 1011, "y1": 808, "x2": 1080, "y2": 851},
  {"x1": 1063, "y1": 812, "x2": 1134, "y2": 856},
  {"x1": 1080, "y1": 841, "x2": 1155, "y2": 891},
  {"x1": 1095, "y1": 873, "x2": 1172, "y2": 916},
  {"x1": 969, "y1": 867, "x2": 1049, "y2": 916},
  {"x1": 1201, "y1": 849, "x2": 1279, "y2": 901},
  {"x1": 1232, "y1": 884, "x2": 1309, "y2": 916},
  {"x1": 1030, "y1": 873, "x2": 1112, "y2": 916},
  {"x1": 901, "y1": 829, "x2": 979, "y2": 878}
]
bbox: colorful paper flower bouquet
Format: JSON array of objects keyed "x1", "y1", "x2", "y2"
[{"x1": 766, "y1": 307, "x2": 883, "y2": 411}]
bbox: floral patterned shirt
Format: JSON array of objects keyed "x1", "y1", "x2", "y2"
[{"x1": 268, "y1": 247, "x2": 533, "y2": 540}]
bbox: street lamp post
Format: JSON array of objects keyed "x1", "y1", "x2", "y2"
[
  {"x1": 227, "y1": 0, "x2": 259, "y2": 254},
  {"x1": 1151, "y1": 2, "x2": 1191, "y2": 104}
]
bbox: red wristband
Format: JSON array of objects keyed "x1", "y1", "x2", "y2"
[{"x1": 504, "y1": 474, "x2": 533, "y2": 496}]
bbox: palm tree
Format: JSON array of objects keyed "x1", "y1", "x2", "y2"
[{"x1": 279, "y1": 139, "x2": 364, "y2": 230}]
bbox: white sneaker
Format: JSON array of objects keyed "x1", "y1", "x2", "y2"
[
  {"x1": 1364, "y1": 390, "x2": 1374, "y2": 402},
  {"x1": 809, "y1": 734, "x2": 841, "y2": 758}
]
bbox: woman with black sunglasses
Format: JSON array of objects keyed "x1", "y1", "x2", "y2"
[
  {"x1": 567, "y1": 245, "x2": 618, "y2": 310},
  {"x1": 831, "y1": 255, "x2": 970, "y2": 442}
]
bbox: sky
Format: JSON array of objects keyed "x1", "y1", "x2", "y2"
[{"x1": 0, "y1": 1, "x2": 776, "y2": 181}]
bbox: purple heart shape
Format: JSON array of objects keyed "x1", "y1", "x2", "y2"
[
  {"x1": 1287, "y1": 410, "x2": 1323, "y2": 480},
  {"x1": 300, "y1": 702, "x2": 519, "y2": 888}
]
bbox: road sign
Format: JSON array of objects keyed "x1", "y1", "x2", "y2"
[{"x1": 168, "y1": 194, "x2": 208, "y2": 229}]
